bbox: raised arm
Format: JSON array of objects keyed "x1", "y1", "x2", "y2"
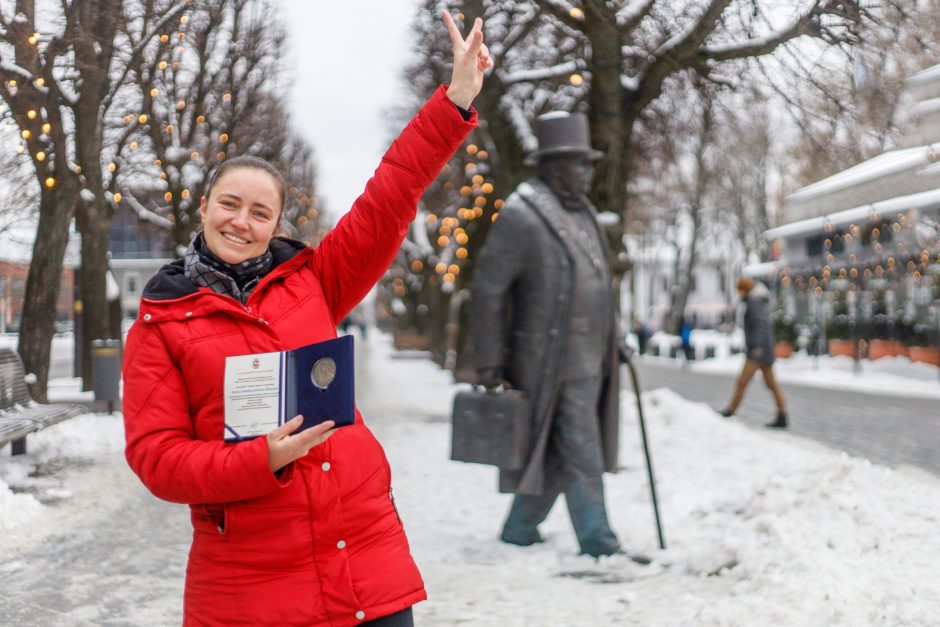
[{"x1": 311, "y1": 13, "x2": 491, "y2": 323}]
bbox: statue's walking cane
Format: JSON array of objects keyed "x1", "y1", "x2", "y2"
[{"x1": 621, "y1": 347, "x2": 665, "y2": 550}]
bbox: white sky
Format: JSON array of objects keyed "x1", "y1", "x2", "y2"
[{"x1": 279, "y1": 0, "x2": 423, "y2": 223}]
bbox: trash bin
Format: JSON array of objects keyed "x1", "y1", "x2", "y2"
[{"x1": 91, "y1": 339, "x2": 121, "y2": 413}]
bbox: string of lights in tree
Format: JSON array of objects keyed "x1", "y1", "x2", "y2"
[
  {"x1": 391, "y1": 141, "x2": 504, "y2": 299},
  {"x1": 103, "y1": 6, "x2": 320, "y2": 243},
  {"x1": 1, "y1": 29, "x2": 59, "y2": 190},
  {"x1": 771, "y1": 209, "x2": 940, "y2": 298}
]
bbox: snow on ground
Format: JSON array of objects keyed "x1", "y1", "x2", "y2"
[
  {"x1": 2, "y1": 332, "x2": 939, "y2": 625},
  {"x1": 0, "y1": 413, "x2": 127, "y2": 555}
]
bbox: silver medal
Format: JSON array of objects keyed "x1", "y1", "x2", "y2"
[{"x1": 311, "y1": 357, "x2": 336, "y2": 390}]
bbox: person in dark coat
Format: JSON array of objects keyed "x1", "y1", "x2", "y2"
[
  {"x1": 632, "y1": 317, "x2": 651, "y2": 355},
  {"x1": 469, "y1": 111, "x2": 622, "y2": 557},
  {"x1": 719, "y1": 276, "x2": 788, "y2": 428}
]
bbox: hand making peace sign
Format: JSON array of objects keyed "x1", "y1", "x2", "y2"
[{"x1": 442, "y1": 12, "x2": 492, "y2": 110}]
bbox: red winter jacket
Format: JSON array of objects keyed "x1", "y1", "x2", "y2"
[{"x1": 122, "y1": 87, "x2": 475, "y2": 626}]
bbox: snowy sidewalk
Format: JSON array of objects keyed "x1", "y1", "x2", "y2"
[{"x1": 2, "y1": 333, "x2": 940, "y2": 625}]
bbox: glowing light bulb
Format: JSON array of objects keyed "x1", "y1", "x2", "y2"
[
  {"x1": 45, "y1": 176, "x2": 55, "y2": 188},
  {"x1": 113, "y1": 192, "x2": 122, "y2": 203},
  {"x1": 41, "y1": 123, "x2": 51, "y2": 133},
  {"x1": 27, "y1": 110, "x2": 37, "y2": 119},
  {"x1": 35, "y1": 151, "x2": 45, "y2": 161},
  {"x1": 570, "y1": 74, "x2": 584, "y2": 86},
  {"x1": 20, "y1": 129, "x2": 30, "y2": 139},
  {"x1": 138, "y1": 114, "x2": 148, "y2": 124}
]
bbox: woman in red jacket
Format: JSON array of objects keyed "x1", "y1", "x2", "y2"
[{"x1": 122, "y1": 14, "x2": 489, "y2": 627}]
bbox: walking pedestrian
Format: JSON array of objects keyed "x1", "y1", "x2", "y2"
[
  {"x1": 121, "y1": 13, "x2": 490, "y2": 626},
  {"x1": 718, "y1": 276, "x2": 788, "y2": 428}
]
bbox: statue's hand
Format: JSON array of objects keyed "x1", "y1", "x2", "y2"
[
  {"x1": 477, "y1": 367, "x2": 504, "y2": 391},
  {"x1": 618, "y1": 337, "x2": 634, "y2": 364}
]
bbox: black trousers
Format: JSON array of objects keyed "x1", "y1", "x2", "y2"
[{"x1": 363, "y1": 607, "x2": 414, "y2": 626}]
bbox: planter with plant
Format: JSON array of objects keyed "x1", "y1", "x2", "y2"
[{"x1": 772, "y1": 310, "x2": 798, "y2": 358}]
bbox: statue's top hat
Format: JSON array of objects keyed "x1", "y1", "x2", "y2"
[{"x1": 524, "y1": 111, "x2": 604, "y2": 166}]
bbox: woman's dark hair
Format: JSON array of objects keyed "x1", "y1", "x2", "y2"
[{"x1": 204, "y1": 155, "x2": 287, "y2": 214}]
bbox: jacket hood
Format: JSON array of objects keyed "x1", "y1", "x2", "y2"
[{"x1": 141, "y1": 236, "x2": 309, "y2": 301}]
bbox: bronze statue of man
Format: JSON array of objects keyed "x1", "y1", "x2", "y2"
[{"x1": 469, "y1": 112, "x2": 622, "y2": 557}]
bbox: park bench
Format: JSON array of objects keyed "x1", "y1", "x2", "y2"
[{"x1": 0, "y1": 348, "x2": 86, "y2": 456}]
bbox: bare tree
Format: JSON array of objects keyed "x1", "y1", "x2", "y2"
[
  {"x1": 778, "y1": 0, "x2": 940, "y2": 187},
  {"x1": 0, "y1": 0, "x2": 189, "y2": 397},
  {"x1": 121, "y1": 0, "x2": 325, "y2": 252}
]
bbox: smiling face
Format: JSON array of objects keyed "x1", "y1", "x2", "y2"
[{"x1": 199, "y1": 167, "x2": 282, "y2": 264}]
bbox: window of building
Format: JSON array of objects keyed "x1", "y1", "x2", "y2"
[{"x1": 125, "y1": 273, "x2": 140, "y2": 295}]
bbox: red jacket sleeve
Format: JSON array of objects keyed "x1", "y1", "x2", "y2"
[
  {"x1": 312, "y1": 85, "x2": 477, "y2": 323},
  {"x1": 122, "y1": 321, "x2": 286, "y2": 505}
]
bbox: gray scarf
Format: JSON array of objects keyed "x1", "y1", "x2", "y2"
[{"x1": 184, "y1": 233, "x2": 274, "y2": 304}]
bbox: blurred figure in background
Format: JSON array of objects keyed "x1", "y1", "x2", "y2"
[
  {"x1": 632, "y1": 317, "x2": 651, "y2": 356},
  {"x1": 719, "y1": 276, "x2": 788, "y2": 429},
  {"x1": 679, "y1": 312, "x2": 695, "y2": 366}
]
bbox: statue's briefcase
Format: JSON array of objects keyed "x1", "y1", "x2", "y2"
[{"x1": 451, "y1": 388, "x2": 530, "y2": 469}]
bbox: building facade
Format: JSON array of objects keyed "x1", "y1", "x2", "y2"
[{"x1": 764, "y1": 63, "x2": 940, "y2": 359}]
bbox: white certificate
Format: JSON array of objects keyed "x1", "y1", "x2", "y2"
[{"x1": 223, "y1": 350, "x2": 284, "y2": 440}]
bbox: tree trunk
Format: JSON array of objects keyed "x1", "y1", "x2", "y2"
[
  {"x1": 17, "y1": 186, "x2": 77, "y2": 402},
  {"x1": 583, "y1": 7, "x2": 627, "y2": 216},
  {"x1": 75, "y1": 205, "x2": 116, "y2": 390}
]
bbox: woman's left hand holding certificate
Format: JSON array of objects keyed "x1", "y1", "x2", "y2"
[{"x1": 267, "y1": 416, "x2": 337, "y2": 473}]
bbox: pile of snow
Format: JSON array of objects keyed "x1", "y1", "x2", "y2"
[{"x1": 0, "y1": 413, "x2": 125, "y2": 554}]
